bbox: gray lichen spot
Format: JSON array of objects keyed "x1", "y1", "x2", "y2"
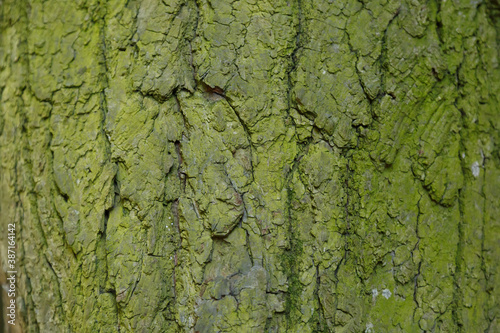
[{"x1": 471, "y1": 161, "x2": 480, "y2": 178}]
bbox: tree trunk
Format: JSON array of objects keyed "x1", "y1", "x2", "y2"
[{"x1": 1, "y1": 0, "x2": 499, "y2": 332}]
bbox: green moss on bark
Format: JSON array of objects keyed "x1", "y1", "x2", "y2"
[{"x1": 0, "y1": 0, "x2": 499, "y2": 332}]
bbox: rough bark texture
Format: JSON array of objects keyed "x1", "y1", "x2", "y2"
[{"x1": 1, "y1": 0, "x2": 499, "y2": 332}]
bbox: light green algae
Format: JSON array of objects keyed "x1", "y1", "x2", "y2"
[{"x1": 0, "y1": 0, "x2": 499, "y2": 332}]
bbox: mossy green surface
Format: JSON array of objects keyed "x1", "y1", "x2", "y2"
[{"x1": 0, "y1": 0, "x2": 499, "y2": 332}]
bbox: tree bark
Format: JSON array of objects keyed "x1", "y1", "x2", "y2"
[{"x1": 1, "y1": 0, "x2": 499, "y2": 332}]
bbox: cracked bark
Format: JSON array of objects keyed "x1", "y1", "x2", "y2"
[{"x1": 1, "y1": 0, "x2": 499, "y2": 332}]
